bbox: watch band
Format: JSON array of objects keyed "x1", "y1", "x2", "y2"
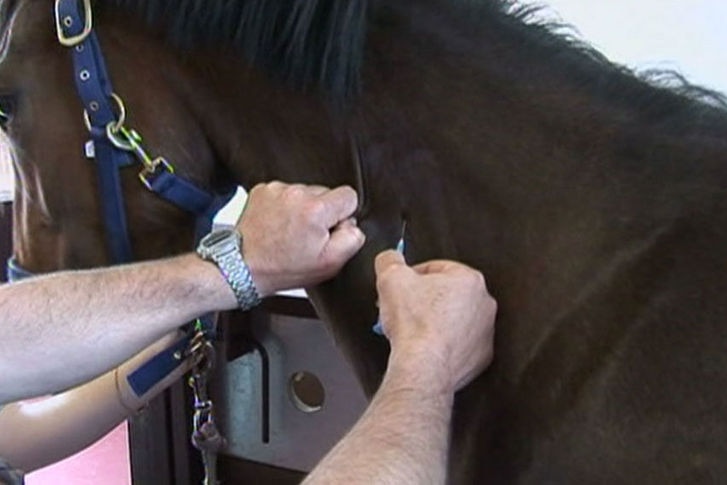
[
  {"x1": 211, "y1": 246, "x2": 261, "y2": 311},
  {"x1": 197, "y1": 229, "x2": 261, "y2": 311}
]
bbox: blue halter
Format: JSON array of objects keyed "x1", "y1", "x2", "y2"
[
  {"x1": 57, "y1": 0, "x2": 134, "y2": 262},
  {"x1": 54, "y1": 0, "x2": 235, "y2": 260},
  {"x1": 7, "y1": 0, "x2": 235, "y2": 397}
]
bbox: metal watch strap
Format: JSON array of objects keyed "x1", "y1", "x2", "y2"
[{"x1": 211, "y1": 247, "x2": 260, "y2": 311}]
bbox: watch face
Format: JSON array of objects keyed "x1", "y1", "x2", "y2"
[
  {"x1": 199, "y1": 229, "x2": 240, "y2": 259},
  {"x1": 205, "y1": 229, "x2": 234, "y2": 246}
]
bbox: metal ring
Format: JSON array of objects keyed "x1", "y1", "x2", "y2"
[
  {"x1": 83, "y1": 92, "x2": 126, "y2": 133},
  {"x1": 106, "y1": 122, "x2": 134, "y2": 151},
  {"x1": 55, "y1": 0, "x2": 93, "y2": 47}
]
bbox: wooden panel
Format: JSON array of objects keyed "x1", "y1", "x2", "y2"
[
  {"x1": 128, "y1": 393, "x2": 176, "y2": 485},
  {"x1": 128, "y1": 378, "x2": 203, "y2": 484},
  {"x1": 218, "y1": 454, "x2": 305, "y2": 484}
]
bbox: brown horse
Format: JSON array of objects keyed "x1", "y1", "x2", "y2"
[{"x1": 3, "y1": 0, "x2": 727, "y2": 482}]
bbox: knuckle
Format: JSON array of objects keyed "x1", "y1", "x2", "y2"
[
  {"x1": 374, "y1": 251, "x2": 388, "y2": 267},
  {"x1": 463, "y1": 268, "x2": 485, "y2": 287},
  {"x1": 340, "y1": 185, "x2": 358, "y2": 203},
  {"x1": 340, "y1": 226, "x2": 364, "y2": 249},
  {"x1": 280, "y1": 185, "x2": 306, "y2": 205},
  {"x1": 283, "y1": 184, "x2": 305, "y2": 197},
  {"x1": 303, "y1": 199, "x2": 327, "y2": 221},
  {"x1": 488, "y1": 295, "x2": 498, "y2": 313},
  {"x1": 473, "y1": 270, "x2": 486, "y2": 288},
  {"x1": 249, "y1": 183, "x2": 266, "y2": 195},
  {"x1": 377, "y1": 265, "x2": 402, "y2": 289}
]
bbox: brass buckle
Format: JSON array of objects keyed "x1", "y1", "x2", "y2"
[
  {"x1": 185, "y1": 330, "x2": 215, "y2": 370},
  {"x1": 81, "y1": 90, "x2": 177, "y2": 190},
  {"x1": 138, "y1": 157, "x2": 174, "y2": 190},
  {"x1": 55, "y1": 0, "x2": 93, "y2": 47}
]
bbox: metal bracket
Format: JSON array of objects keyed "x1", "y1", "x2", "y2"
[{"x1": 218, "y1": 308, "x2": 367, "y2": 472}]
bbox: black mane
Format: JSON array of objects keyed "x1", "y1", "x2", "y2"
[
  {"x1": 503, "y1": 3, "x2": 727, "y2": 112},
  {"x1": 99, "y1": 0, "x2": 369, "y2": 100},
  {"x1": 97, "y1": 0, "x2": 726, "y2": 117}
]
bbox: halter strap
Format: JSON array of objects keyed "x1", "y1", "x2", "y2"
[
  {"x1": 125, "y1": 328, "x2": 196, "y2": 397},
  {"x1": 32, "y1": 0, "x2": 236, "y2": 399},
  {"x1": 57, "y1": 0, "x2": 134, "y2": 262},
  {"x1": 56, "y1": 0, "x2": 235, "y2": 263}
]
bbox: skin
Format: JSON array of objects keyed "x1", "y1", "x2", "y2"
[
  {"x1": 0, "y1": 181, "x2": 367, "y2": 472},
  {"x1": 0, "y1": 181, "x2": 499, "y2": 485},
  {"x1": 0, "y1": 182, "x2": 365, "y2": 404},
  {"x1": 306, "y1": 251, "x2": 497, "y2": 484},
  {"x1": 0, "y1": 331, "x2": 191, "y2": 472}
]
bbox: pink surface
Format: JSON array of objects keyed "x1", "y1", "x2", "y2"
[{"x1": 25, "y1": 421, "x2": 131, "y2": 485}]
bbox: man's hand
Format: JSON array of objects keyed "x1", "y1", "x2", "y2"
[
  {"x1": 239, "y1": 182, "x2": 366, "y2": 297},
  {"x1": 375, "y1": 250, "x2": 497, "y2": 394}
]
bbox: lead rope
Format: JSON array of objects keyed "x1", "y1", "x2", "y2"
[{"x1": 187, "y1": 324, "x2": 226, "y2": 485}]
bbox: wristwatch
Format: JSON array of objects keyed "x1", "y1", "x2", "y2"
[{"x1": 196, "y1": 228, "x2": 261, "y2": 311}]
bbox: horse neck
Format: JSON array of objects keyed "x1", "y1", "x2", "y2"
[
  {"x1": 367, "y1": 2, "x2": 726, "y2": 229},
  {"x1": 357, "y1": 1, "x2": 727, "y2": 369},
  {"x1": 162, "y1": 52, "x2": 354, "y2": 192}
]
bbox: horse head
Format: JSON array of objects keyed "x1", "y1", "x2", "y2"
[
  {"x1": 1, "y1": 0, "x2": 395, "y2": 392},
  {"x1": 1, "y1": 1, "x2": 231, "y2": 273}
]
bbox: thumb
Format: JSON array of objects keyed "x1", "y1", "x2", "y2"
[
  {"x1": 323, "y1": 224, "x2": 366, "y2": 267},
  {"x1": 374, "y1": 249, "x2": 407, "y2": 277}
]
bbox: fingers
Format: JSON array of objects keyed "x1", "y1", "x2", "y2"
[
  {"x1": 301, "y1": 184, "x2": 330, "y2": 196},
  {"x1": 414, "y1": 260, "x2": 489, "y2": 292},
  {"x1": 324, "y1": 221, "x2": 366, "y2": 267},
  {"x1": 411, "y1": 259, "x2": 462, "y2": 275},
  {"x1": 412, "y1": 259, "x2": 483, "y2": 277},
  {"x1": 258, "y1": 182, "x2": 358, "y2": 228},
  {"x1": 316, "y1": 186, "x2": 359, "y2": 228},
  {"x1": 335, "y1": 217, "x2": 359, "y2": 231},
  {"x1": 375, "y1": 250, "x2": 407, "y2": 277}
]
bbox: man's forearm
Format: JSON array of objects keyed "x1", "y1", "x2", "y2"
[
  {"x1": 0, "y1": 330, "x2": 193, "y2": 472},
  {"x1": 0, "y1": 254, "x2": 235, "y2": 404},
  {"x1": 305, "y1": 358, "x2": 454, "y2": 485}
]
